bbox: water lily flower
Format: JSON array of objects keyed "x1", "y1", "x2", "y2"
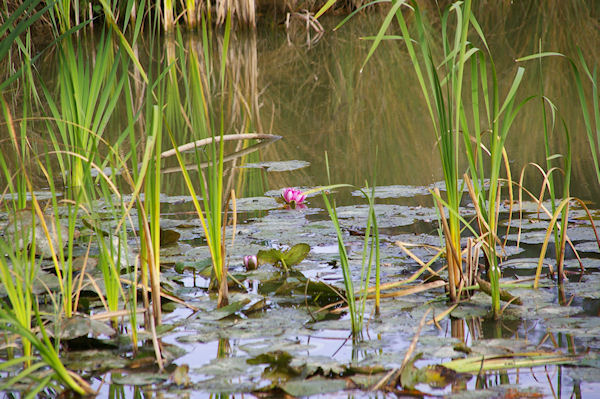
[
  {"x1": 281, "y1": 187, "x2": 306, "y2": 209},
  {"x1": 244, "y1": 255, "x2": 258, "y2": 271}
]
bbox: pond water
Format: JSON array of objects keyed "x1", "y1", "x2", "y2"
[{"x1": 4, "y1": 2, "x2": 600, "y2": 398}]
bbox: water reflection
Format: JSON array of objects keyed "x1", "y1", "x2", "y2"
[{"x1": 254, "y1": 4, "x2": 600, "y2": 204}]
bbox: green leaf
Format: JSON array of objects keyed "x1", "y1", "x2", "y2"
[
  {"x1": 281, "y1": 377, "x2": 347, "y2": 397},
  {"x1": 257, "y1": 249, "x2": 284, "y2": 265},
  {"x1": 205, "y1": 299, "x2": 251, "y2": 321},
  {"x1": 159, "y1": 228, "x2": 181, "y2": 246},
  {"x1": 283, "y1": 244, "x2": 310, "y2": 266}
]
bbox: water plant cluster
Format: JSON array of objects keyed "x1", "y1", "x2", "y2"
[{"x1": 0, "y1": 0, "x2": 599, "y2": 397}]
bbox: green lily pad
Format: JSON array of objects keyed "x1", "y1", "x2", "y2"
[
  {"x1": 203, "y1": 298, "x2": 252, "y2": 321},
  {"x1": 175, "y1": 258, "x2": 212, "y2": 275},
  {"x1": 565, "y1": 366, "x2": 600, "y2": 383},
  {"x1": 197, "y1": 357, "x2": 254, "y2": 377},
  {"x1": 111, "y1": 372, "x2": 170, "y2": 386},
  {"x1": 63, "y1": 349, "x2": 129, "y2": 372},
  {"x1": 160, "y1": 228, "x2": 181, "y2": 246},
  {"x1": 289, "y1": 355, "x2": 346, "y2": 375},
  {"x1": 3, "y1": 210, "x2": 76, "y2": 258},
  {"x1": 574, "y1": 241, "x2": 600, "y2": 254},
  {"x1": 257, "y1": 243, "x2": 310, "y2": 270},
  {"x1": 280, "y1": 376, "x2": 347, "y2": 396},
  {"x1": 241, "y1": 160, "x2": 310, "y2": 172},
  {"x1": 257, "y1": 248, "x2": 284, "y2": 265},
  {"x1": 565, "y1": 273, "x2": 600, "y2": 299},
  {"x1": 234, "y1": 196, "x2": 280, "y2": 211},
  {"x1": 284, "y1": 243, "x2": 311, "y2": 265},
  {"x1": 352, "y1": 185, "x2": 430, "y2": 198}
]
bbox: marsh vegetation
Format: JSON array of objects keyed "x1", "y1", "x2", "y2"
[{"x1": 1, "y1": 0, "x2": 600, "y2": 397}]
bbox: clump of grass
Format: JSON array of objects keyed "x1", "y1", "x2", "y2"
[
  {"x1": 359, "y1": 0, "x2": 530, "y2": 318},
  {"x1": 516, "y1": 48, "x2": 600, "y2": 286},
  {"x1": 319, "y1": 153, "x2": 380, "y2": 336},
  {"x1": 165, "y1": 15, "x2": 233, "y2": 307}
]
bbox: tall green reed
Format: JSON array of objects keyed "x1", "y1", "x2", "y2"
[
  {"x1": 39, "y1": 28, "x2": 124, "y2": 320},
  {"x1": 535, "y1": 53, "x2": 572, "y2": 283},
  {"x1": 458, "y1": 37, "x2": 527, "y2": 318},
  {"x1": 0, "y1": 301, "x2": 94, "y2": 395},
  {"x1": 363, "y1": 0, "x2": 528, "y2": 317},
  {"x1": 363, "y1": 0, "x2": 473, "y2": 303},
  {"x1": 0, "y1": 103, "x2": 93, "y2": 395},
  {"x1": 319, "y1": 152, "x2": 380, "y2": 335},
  {"x1": 321, "y1": 187, "x2": 380, "y2": 336},
  {"x1": 569, "y1": 50, "x2": 600, "y2": 187},
  {"x1": 516, "y1": 49, "x2": 599, "y2": 288},
  {"x1": 167, "y1": 15, "x2": 232, "y2": 307}
]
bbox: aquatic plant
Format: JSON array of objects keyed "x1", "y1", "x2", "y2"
[
  {"x1": 257, "y1": 243, "x2": 310, "y2": 273},
  {"x1": 281, "y1": 187, "x2": 307, "y2": 208},
  {"x1": 317, "y1": 151, "x2": 381, "y2": 335},
  {"x1": 516, "y1": 49, "x2": 600, "y2": 285},
  {"x1": 358, "y1": 0, "x2": 468, "y2": 305},
  {"x1": 0, "y1": 305, "x2": 94, "y2": 395},
  {"x1": 244, "y1": 255, "x2": 258, "y2": 270},
  {"x1": 322, "y1": 185, "x2": 380, "y2": 336},
  {"x1": 529, "y1": 53, "x2": 572, "y2": 283},
  {"x1": 360, "y1": 0, "x2": 530, "y2": 318},
  {"x1": 572, "y1": 50, "x2": 600, "y2": 187},
  {"x1": 166, "y1": 15, "x2": 233, "y2": 308}
]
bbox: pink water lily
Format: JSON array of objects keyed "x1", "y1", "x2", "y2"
[
  {"x1": 281, "y1": 187, "x2": 306, "y2": 208},
  {"x1": 243, "y1": 255, "x2": 258, "y2": 271}
]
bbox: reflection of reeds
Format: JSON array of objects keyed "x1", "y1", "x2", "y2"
[{"x1": 255, "y1": 3, "x2": 600, "y2": 203}]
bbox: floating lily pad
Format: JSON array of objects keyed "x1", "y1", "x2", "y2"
[
  {"x1": 289, "y1": 355, "x2": 346, "y2": 375},
  {"x1": 48, "y1": 315, "x2": 115, "y2": 340},
  {"x1": 351, "y1": 185, "x2": 430, "y2": 198},
  {"x1": 111, "y1": 372, "x2": 170, "y2": 386},
  {"x1": 257, "y1": 243, "x2": 311, "y2": 270},
  {"x1": 160, "y1": 228, "x2": 181, "y2": 246},
  {"x1": 334, "y1": 204, "x2": 414, "y2": 228},
  {"x1": 3, "y1": 210, "x2": 76, "y2": 258},
  {"x1": 198, "y1": 357, "x2": 253, "y2": 377},
  {"x1": 239, "y1": 337, "x2": 312, "y2": 358},
  {"x1": 565, "y1": 273, "x2": 600, "y2": 299},
  {"x1": 241, "y1": 160, "x2": 310, "y2": 172},
  {"x1": 234, "y1": 196, "x2": 280, "y2": 211},
  {"x1": 545, "y1": 316, "x2": 600, "y2": 337},
  {"x1": 63, "y1": 349, "x2": 130, "y2": 372},
  {"x1": 280, "y1": 377, "x2": 347, "y2": 396},
  {"x1": 574, "y1": 241, "x2": 600, "y2": 254},
  {"x1": 203, "y1": 298, "x2": 252, "y2": 321},
  {"x1": 565, "y1": 366, "x2": 600, "y2": 383}
]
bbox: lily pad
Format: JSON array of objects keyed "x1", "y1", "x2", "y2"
[
  {"x1": 48, "y1": 315, "x2": 115, "y2": 340},
  {"x1": 241, "y1": 160, "x2": 310, "y2": 172},
  {"x1": 160, "y1": 228, "x2": 181, "y2": 246},
  {"x1": 197, "y1": 357, "x2": 254, "y2": 377},
  {"x1": 352, "y1": 185, "x2": 430, "y2": 198},
  {"x1": 63, "y1": 349, "x2": 130, "y2": 372},
  {"x1": 234, "y1": 196, "x2": 280, "y2": 211},
  {"x1": 111, "y1": 372, "x2": 170, "y2": 386},
  {"x1": 4, "y1": 270, "x2": 61, "y2": 296},
  {"x1": 257, "y1": 243, "x2": 310, "y2": 270},
  {"x1": 3, "y1": 210, "x2": 76, "y2": 258},
  {"x1": 574, "y1": 241, "x2": 600, "y2": 254},
  {"x1": 280, "y1": 377, "x2": 347, "y2": 396},
  {"x1": 565, "y1": 273, "x2": 600, "y2": 299},
  {"x1": 203, "y1": 298, "x2": 252, "y2": 321}
]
